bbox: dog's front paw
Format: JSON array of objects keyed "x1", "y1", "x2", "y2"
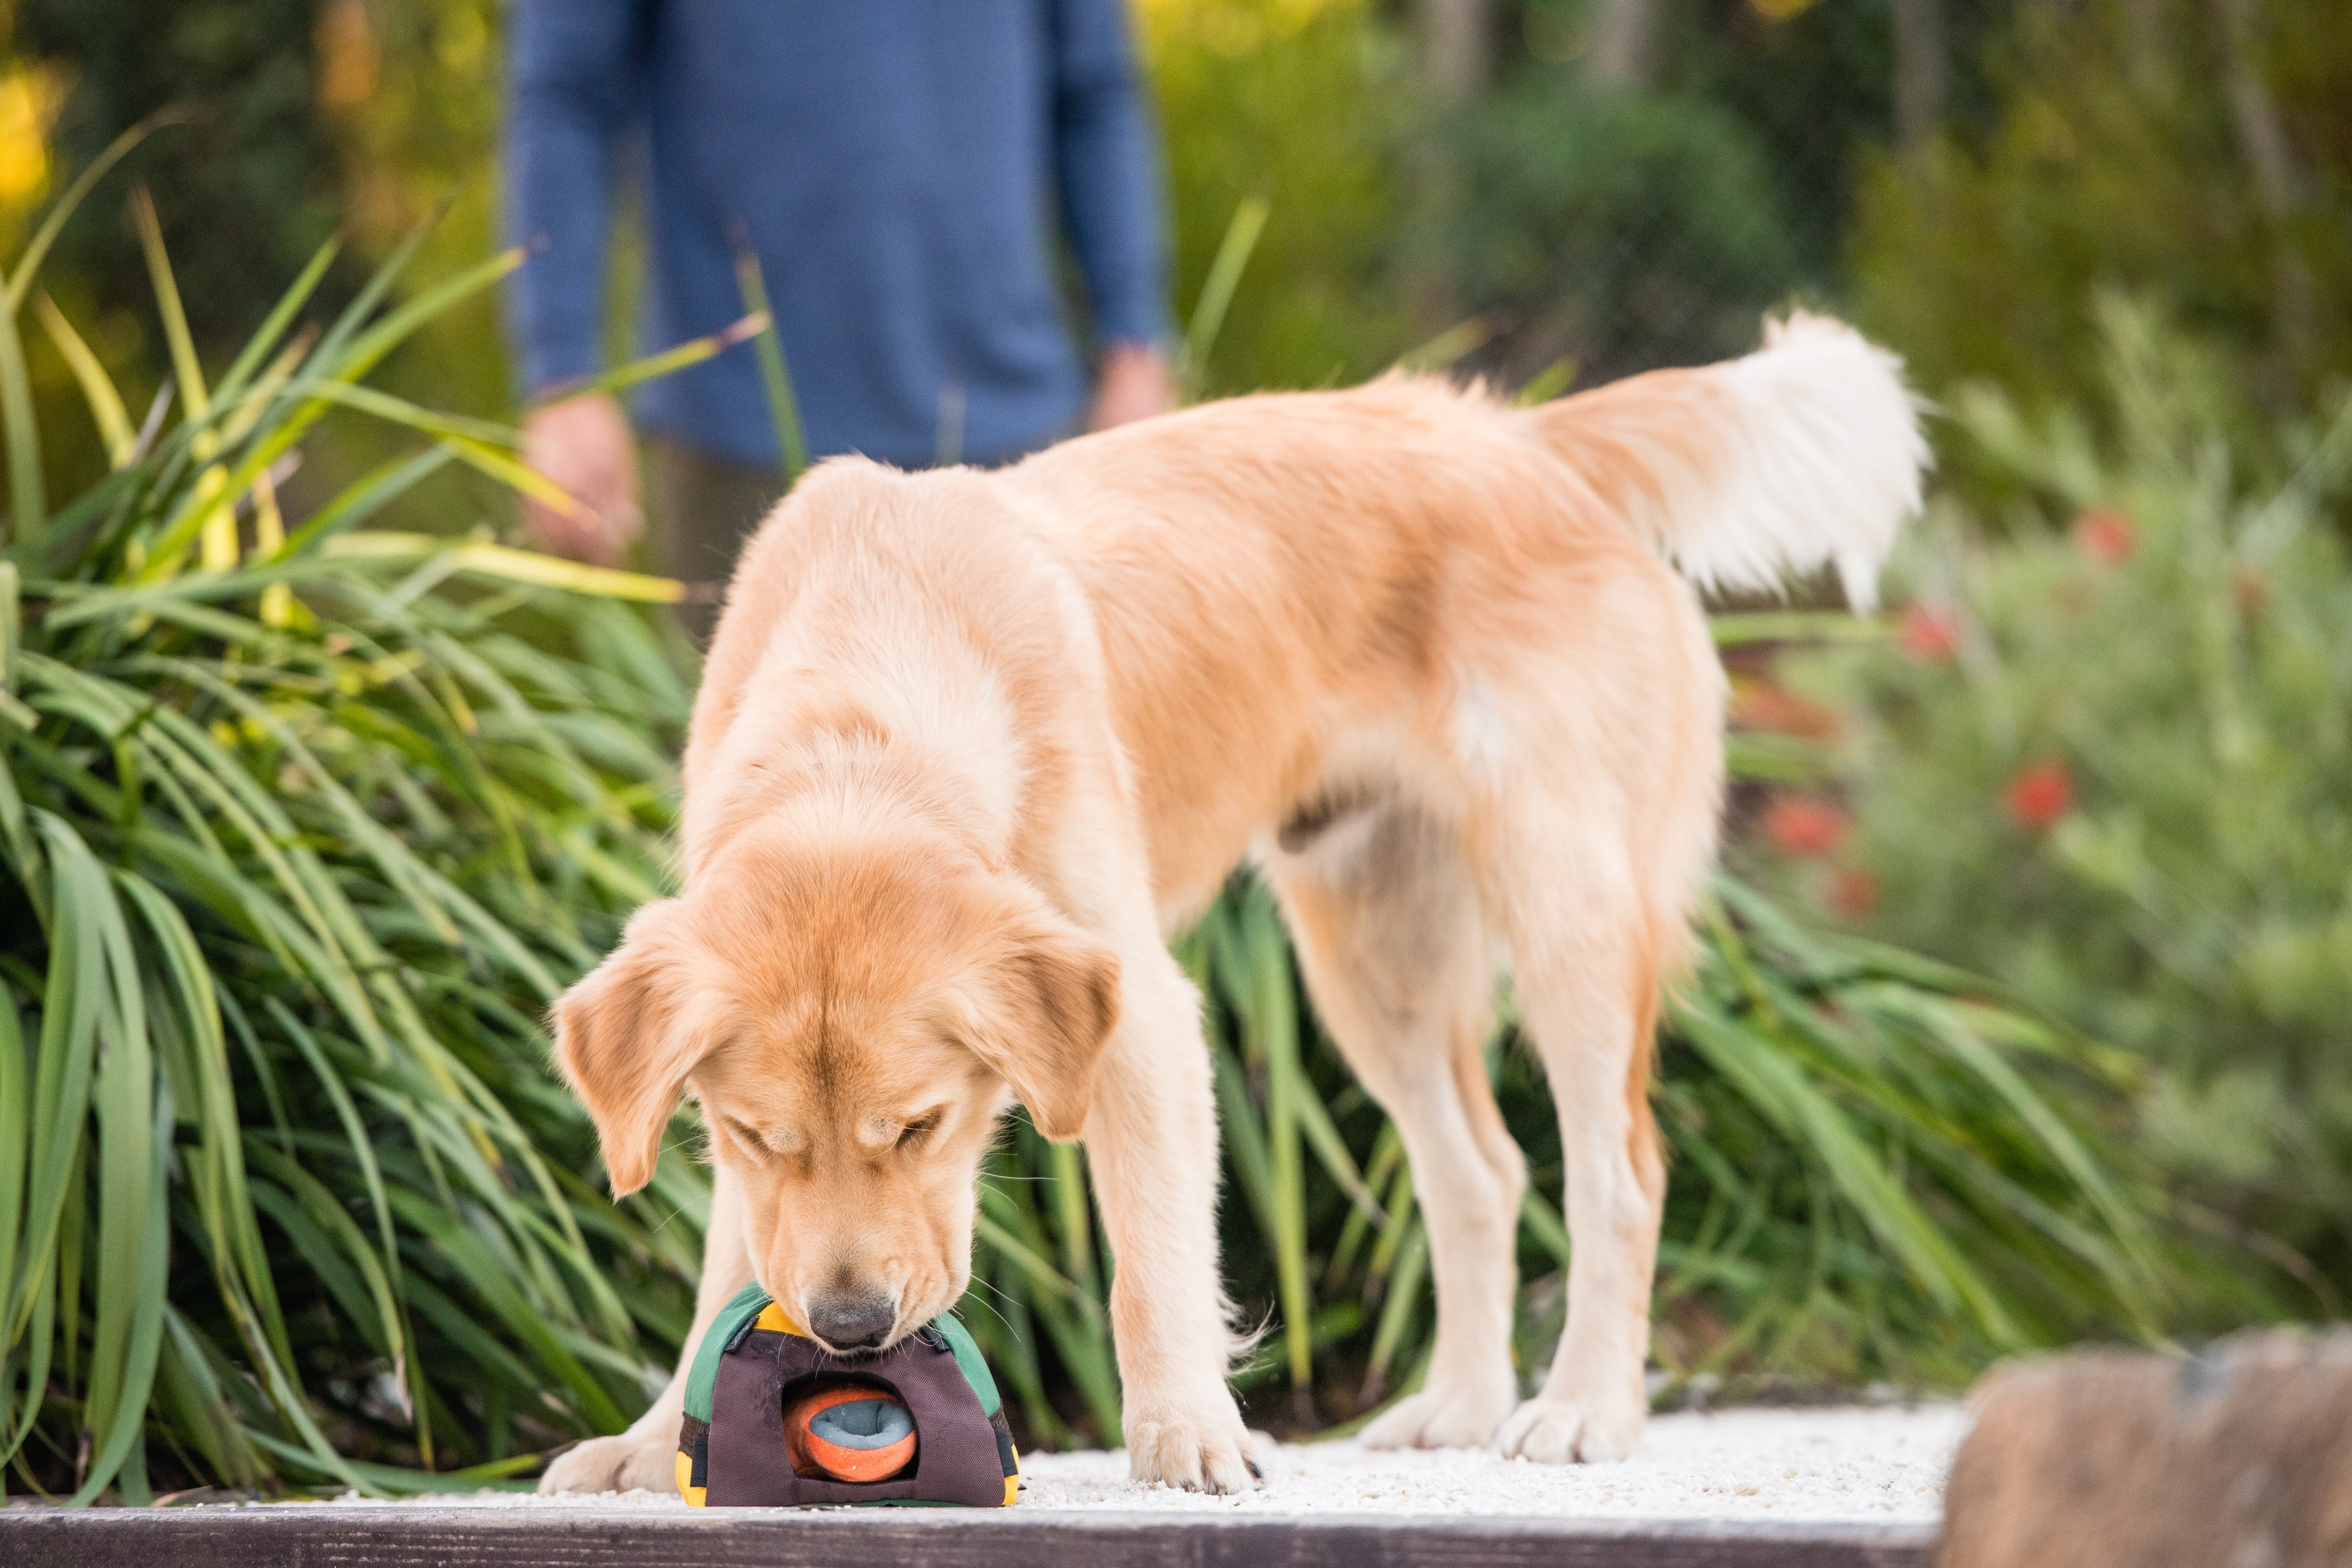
[
  {"x1": 538, "y1": 1428, "x2": 681, "y2": 1495},
  {"x1": 1126, "y1": 1397, "x2": 1259, "y2": 1494},
  {"x1": 1360, "y1": 1380, "x2": 1518, "y2": 1450},
  {"x1": 1494, "y1": 1393, "x2": 1645, "y2": 1464}
]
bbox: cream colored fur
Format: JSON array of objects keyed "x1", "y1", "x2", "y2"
[{"x1": 539, "y1": 313, "x2": 1925, "y2": 1496}]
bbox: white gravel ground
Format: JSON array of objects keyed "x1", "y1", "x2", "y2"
[
  {"x1": 309, "y1": 1406, "x2": 1965, "y2": 1523},
  {"x1": 1019, "y1": 1407, "x2": 1964, "y2": 1520}
]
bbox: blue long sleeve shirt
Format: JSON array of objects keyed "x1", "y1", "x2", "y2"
[{"x1": 503, "y1": 0, "x2": 1170, "y2": 469}]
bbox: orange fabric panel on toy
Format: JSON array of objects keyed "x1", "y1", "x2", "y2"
[{"x1": 784, "y1": 1382, "x2": 919, "y2": 1483}]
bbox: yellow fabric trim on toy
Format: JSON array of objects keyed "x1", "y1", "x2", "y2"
[
  {"x1": 675, "y1": 1448, "x2": 707, "y2": 1506},
  {"x1": 755, "y1": 1300, "x2": 803, "y2": 1336}
]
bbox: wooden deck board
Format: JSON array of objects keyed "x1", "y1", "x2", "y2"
[{"x1": 0, "y1": 1503, "x2": 1936, "y2": 1568}]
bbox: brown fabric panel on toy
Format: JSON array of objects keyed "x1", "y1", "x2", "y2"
[{"x1": 704, "y1": 1329, "x2": 1007, "y2": 1507}]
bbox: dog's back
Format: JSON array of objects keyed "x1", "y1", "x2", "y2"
[{"x1": 991, "y1": 312, "x2": 1922, "y2": 920}]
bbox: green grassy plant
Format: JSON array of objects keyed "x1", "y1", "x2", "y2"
[
  {"x1": 1849, "y1": 0, "x2": 2352, "y2": 472},
  {"x1": 0, "y1": 156, "x2": 735, "y2": 1500}
]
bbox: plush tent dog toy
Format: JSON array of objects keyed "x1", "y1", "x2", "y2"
[{"x1": 676, "y1": 1284, "x2": 1020, "y2": 1507}]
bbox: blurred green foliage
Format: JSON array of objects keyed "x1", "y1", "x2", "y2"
[
  {"x1": 1851, "y1": 0, "x2": 2352, "y2": 450},
  {"x1": 1759, "y1": 301, "x2": 2352, "y2": 1308},
  {"x1": 12, "y1": 0, "x2": 349, "y2": 349},
  {"x1": 1143, "y1": 0, "x2": 1420, "y2": 393},
  {"x1": 1430, "y1": 74, "x2": 1798, "y2": 383}
]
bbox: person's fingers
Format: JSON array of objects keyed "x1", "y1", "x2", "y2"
[
  {"x1": 521, "y1": 394, "x2": 642, "y2": 565},
  {"x1": 1089, "y1": 343, "x2": 1175, "y2": 431},
  {"x1": 551, "y1": 506, "x2": 633, "y2": 569},
  {"x1": 523, "y1": 493, "x2": 604, "y2": 564},
  {"x1": 588, "y1": 494, "x2": 644, "y2": 568}
]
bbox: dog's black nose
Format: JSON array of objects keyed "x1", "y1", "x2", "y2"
[{"x1": 806, "y1": 1291, "x2": 897, "y2": 1352}]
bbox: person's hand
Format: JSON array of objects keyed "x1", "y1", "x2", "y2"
[
  {"x1": 520, "y1": 392, "x2": 642, "y2": 567},
  {"x1": 1088, "y1": 341, "x2": 1174, "y2": 431}
]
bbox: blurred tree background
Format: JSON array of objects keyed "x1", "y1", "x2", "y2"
[
  {"x1": 3, "y1": 0, "x2": 2350, "y2": 1491},
  {"x1": 10, "y1": 0, "x2": 2344, "y2": 473}
]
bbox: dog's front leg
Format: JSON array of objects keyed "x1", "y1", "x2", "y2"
[
  {"x1": 1081, "y1": 949, "x2": 1257, "y2": 1493},
  {"x1": 539, "y1": 1159, "x2": 754, "y2": 1493}
]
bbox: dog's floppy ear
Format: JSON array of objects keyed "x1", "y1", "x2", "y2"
[
  {"x1": 956, "y1": 895, "x2": 1122, "y2": 1143},
  {"x1": 552, "y1": 899, "x2": 715, "y2": 1194}
]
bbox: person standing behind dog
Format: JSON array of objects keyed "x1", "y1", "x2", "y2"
[{"x1": 502, "y1": 0, "x2": 1174, "y2": 628}]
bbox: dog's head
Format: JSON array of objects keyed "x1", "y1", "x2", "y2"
[{"x1": 553, "y1": 823, "x2": 1120, "y2": 1353}]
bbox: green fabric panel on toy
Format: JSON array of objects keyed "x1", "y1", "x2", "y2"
[
  {"x1": 684, "y1": 1282, "x2": 772, "y2": 1423},
  {"x1": 932, "y1": 1311, "x2": 1000, "y2": 1419}
]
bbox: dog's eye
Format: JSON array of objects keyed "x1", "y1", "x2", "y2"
[
  {"x1": 723, "y1": 1117, "x2": 800, "y2": 1159},
  {"x1": 895, "y1": 1112, "x2": 942, "y2": 1150}
]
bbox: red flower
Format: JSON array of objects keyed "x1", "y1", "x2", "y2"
[
  {"x1": 1764, "y1": 796, "x2": 1850, "y2": 858},
  {"x1": 1900, "y1": 604, "x2": 1960, "y2": 660},
  {"x1": 2005, "y1": 761, "x2": 2074, "y2": 830},
  {"x1": 1828, "y1": 866, "x2": 1878, "y2": 918},
  {"x1": 2074, "y1": 509, "x2": 2137, "y2": 565}
]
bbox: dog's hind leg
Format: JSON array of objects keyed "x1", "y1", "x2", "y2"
[
  {"x1": 1478, "y1": 804, "x2": 1674, "y2": 1465},
  {"x1": 1265, "y1": 804, "x2": 1524, "y2": 1449}
]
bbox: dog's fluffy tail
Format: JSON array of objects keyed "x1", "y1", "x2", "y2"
[{"x1": 1522, "y1": 311, "x2": 1928, "y2": 610}]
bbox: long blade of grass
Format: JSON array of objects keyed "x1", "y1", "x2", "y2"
[
  {"x1": 33, "y1": 294, "x2": 135, "y2": 468},
  {"x1": 143, "y1": 248, "x2": 527, "y2": 578},
  {"x1": 1325, "y1": 1121, "x2": 1400, "y2": 1292},
  {"x1": 1513, "y1": 356, "x2": 1579, "y2": 405},
  {"x1": 71, "y1": 1070, "x2": 169, "y2": 1506},
  {"x1": 1210, "y1": 1039, "x2": 1275, "y2": 1243},
  {"x1": 533, "y1": 312, "x2": 772, "y2": 408},
  {"x1": 1520, "y1": 1187, "x2": 1573, "y2": 1271},
  {"x1": 131, "y1": 184, "x2": 210, "y2": 426},
  {"x1": 277, "y1": 445, "x2": 456, "y2": 559},
  {"x1": 326, "y1": 533, "x2": 686, "y2": 605},
  {"x1": 1362, "y1": 1219, "x2": 1428, "y2": 1399},
  {"x1": 9, "y1": 815, "x2": 105, "y2": 1351},
  {"x1": 152, "y1": 1308, "x2": 258, "y2": 1488},
  {"x1": 1672, "y1": 994, "x2": 2012, "y2": 1342},
  {"x1": 1396, "y1": 316, "x2": 1493, "y2": 373},
  {"x1": 729, "y1": 241, "x2": 808, "y2": 485},
  {"x1": 116, "y1": 871, "x2": 295, "y2": 1373},
  {"x1": 1292, "y1": 1083, "x2": 1383, "y2": 1227},
  {"x1": 3, "y1": 114, "x2": 177, "y2": 310},
  {"x1": 0, "y1": 559, "x2": 17, "y2": 699},
  {"x1": 1230, "y1": 891, "x2": 1314, "y2": 1402},
  {"x1": 0, "y1": 987, "x2": 25, "y2": 1387},
  {"x1": 0, "y1": 265, "x2": 43, "y2": 557},
  {"x1": 1180, "y1": 195, "x2": 1269, "y2": 398},
  {"x1": 210, "y1": 235, "x2": 342, "y2": 414}
]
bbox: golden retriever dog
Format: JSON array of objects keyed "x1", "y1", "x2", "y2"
[{"x1": 540, "y1": 313, "x2": 1925, "y2": 1496}]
